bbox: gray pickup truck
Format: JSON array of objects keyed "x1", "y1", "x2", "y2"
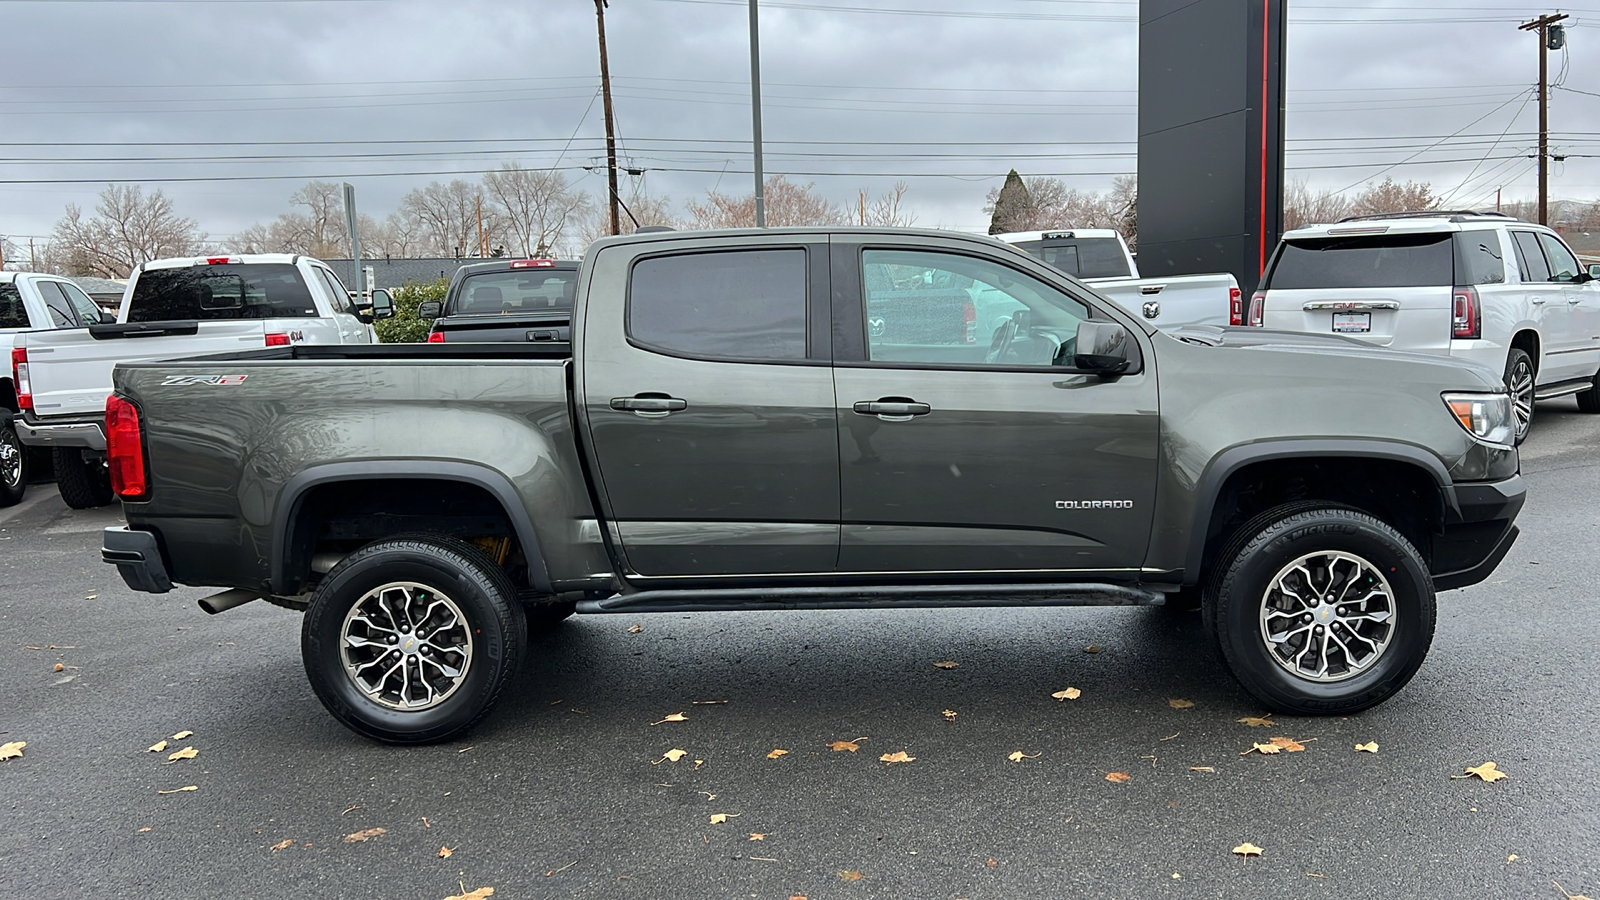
[{"x1": 101, "y1": 227, "x2": 1524, "y2": 744}]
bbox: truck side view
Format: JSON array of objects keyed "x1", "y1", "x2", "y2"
[{"x1": 101, "y1": 228, "x2": 1524, "y2": 743}]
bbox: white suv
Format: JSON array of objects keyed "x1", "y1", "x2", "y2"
[{"x1": 1250, "y1": 211, "x2": 1600, "y2": 443}]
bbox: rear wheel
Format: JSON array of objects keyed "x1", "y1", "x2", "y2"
[
  {"x1": 0, "y1": 416, "x2": 27, "y2": 507},
  {"x1": 1575, "y1": 367, "x2": 1600, "y2": 413},
  {"x1": 1206, "y1": 505, "x2": 1435, "y2": 715},
  {"x1": 1504, "y1": 348, "x2": 1535, "y2": 444},
  {"x1": 52, "y1": 448, "x2": 113, "y2": 509}
]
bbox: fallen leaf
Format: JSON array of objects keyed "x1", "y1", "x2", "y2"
[
  {"x1": 789, "y1": 896, "x2": 807, "y2": 900},
  {"x1": 1355, "y1": 741, "x2": 1380, "y2": 753},
  {"x1": 749, "y1": 833, "x2": 767, "y2": 841},
  {"x1": 343, "y1": 827, "x2": 387, "y2": 843},
  {"x1": 0, "y1": 741, "x2": 26, "y2": 761},
  {"x1": 1167, "y1": 698, "x2": 1195, "y2": 709},
  {"x1": 1232, "y1": 842, "x2": 1264, "y2": 858},
  {"x1": 1453, "y1": 761, "x2": 1509, "y2": 783},
  {"x1": 709, "y1": 813, "x2": 740, "y2": 824},
  {"x1": 693, "y1": 759, "x2": 704, "y2": 768},
  {"x1": 649, "y1": 713, "x2": 688, "y2": 726},
  {"x1": 627, "y1": 624, "x2": 642, "y2": 634},
  {"x1": 1267, "y1": 736, "x2": 1306, "y2": 753},
  {"x1": 270, "y1": 839, "x2": 293, "y2": 851},
  {"x1": 444, "y1": 888, "x2": 494, "y2": 900},
  {"x1": 1105, "y1": 771, "x2": 1132, "y2": 783},
  {"x1": 652, "y1": 748, "x2": 688, "y2": 765},
  {"x1": 839, "y1": 871, "x2": 864, "y2": 882},
  {"x1": 1188, "y1": 766, "x2": 1216, "y2": 773},
  {"x1": 438, "y1": 846, "x2": 453, "y2": 858},
  {"x1": 157, "y1": 786, "x2": 198, "y2": 794},
  {"x1": 171, "y1": 730, "x2": 193, "y2": 740},
  {"x1": 53, "y1": 663, "x2": 64, "y2": 673},
  {"x1": 691, "y1": 699, "x2": 729, "y2": 705},
  {"x1": 1506, "y1": 854, "x2": 1518, "y2": 863},
  {"x1": 147, "y1": 740, "x2": 168, "y2": 753},
  {"x1": 986, "y1": 858, "x2": 998, "y2": 867},
  {"x1": 137, "y1": 827, "x2": 152, "y2": 833},
  {"x1": 167, "y1": 746, "x2": 198, "y2": 762},
  {"x1": 1051, "y1": 687, "x2": 1082, "y2": 701},
  {"x1": 828, "y1": 738, "x2": 867, "y2": 752},
  {"x1": 457, "y1": 746, "x2": 473, "y2": 754},
  {"x1": 1237, "y1": 716, "x2": 1276, "y2": 727},
  {"x1": 1245, "y1": 742, "x2": 1282, "y2": 755},
  {"x1": 767, "y1": 748, "x2": 789, "y2": 759},
  {"x1": 879, "y1": 751, "x2": 916, "y2": 765},
  {"x1": 1083, "y1": 644, "x2": 1101, "y2": 654},
  {"x1": 941, "y1": 709, "x2": 957, "y2": 721},
  {"x1": 932, "y1": 660, "x2": 958, "y2": 669},
  {"x1": 1007, "y1": 751, "x2": 1041, "y2": 762}
]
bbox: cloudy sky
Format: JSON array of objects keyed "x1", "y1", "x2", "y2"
[{"x1": 2, "y1": 0, "x2": 1597, "y2": 253}]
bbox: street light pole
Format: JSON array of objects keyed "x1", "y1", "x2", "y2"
[{"x1": 749, "y1": 0, "x2": 766, "y2": 227}]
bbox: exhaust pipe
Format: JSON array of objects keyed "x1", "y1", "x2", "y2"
[{"x1": 198, "y1": 589, "x2": 263, "y2": 615}]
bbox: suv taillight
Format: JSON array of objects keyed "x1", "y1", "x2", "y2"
[
  {"x1": 962, "y1": 302, "x2": 976, "y2": 344},
  {"x1": 11, "y1": 347, "x2": 31, "y2": 410},
  {"x1": 1452, "y1": 286, "x2": 1481, "y2": 339},
  {"x1": 1228, "y1": 287, "x2": 1244, "y2": 326},
  {"x1": 1248, "y1": 291, "x2": 1266, "y2": 327},
  {"x1": 106, "y1": 395, "x2": 147, "y2": 499}
]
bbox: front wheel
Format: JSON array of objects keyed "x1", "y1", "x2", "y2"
[
  {"x1": 1206, "y1": 506, "x2": 1435, "y2": 715},
  {"x1": 1504, "y1": 348, "x2": 1534, "y2": 444},
  {"x1": 302, "y1": 535, "x2": 526, "y2": 744},
  {"x1": 0, "y1": 416, "x2": 27, "y2": 507}
]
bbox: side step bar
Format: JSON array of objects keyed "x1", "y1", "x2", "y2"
[{"x1": 577, "y1": 582, "x2": 1164, "y2": 615}]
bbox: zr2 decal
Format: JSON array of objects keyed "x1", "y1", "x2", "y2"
[{"x1": 159, "y1": 374, "x2": 249, "y2": 386}]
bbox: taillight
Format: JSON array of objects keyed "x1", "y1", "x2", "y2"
[
  {"x1": 1248, "y1": 291, "x2": 1266, "y2": 327},
  {"x1": 1228, "y1": 287, "x2": 1244, "y2": 326},
  {"x1": 962, "y1": 302, "x2": 976, "y2": 345},
  {"x1": 509, "y1": 259, "x2": 555, "y2": 269},
  {"x1": 106, "y1": 395, "x2": 147, "y2": 499},
  {"x1": 206, "y1": 256, "x2": 240, "y2": 265},
  {"x1": 1452, "y1": 286, "x2": 1481, "y2": 339},
  {"x1": 11, "y1": 347, "x2": 31, "y2": 410},
  {"x1": 264, "y1": 333, "x2": 291, "y2": 347},
  {"x1": 427, "y1": 331, "x2": 446, "y2": 343}
]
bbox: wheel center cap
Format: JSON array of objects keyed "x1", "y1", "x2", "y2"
[
  {"x1": 400, "y1": 635, "x2": 420, "y2": 655},
  {"x1": 1316, "y1": 604, "x2": 1336, "y2": 624}
]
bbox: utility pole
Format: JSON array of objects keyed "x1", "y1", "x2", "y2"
[
  {"x1": 749, "y1": 0, "x2": 766, "y2": 227},
  {"x1": 595, "y1": 0, "x2": 622, "y2": 236},
  {"x1": 1520, "y1": 12, "x2": 1568, "y2": 225}
]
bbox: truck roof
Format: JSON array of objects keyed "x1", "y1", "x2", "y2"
[
  {"x1": 587, "y1": 225, "x2": 1054, "y2": 254},
  {"x1": 1282, "y1": 212, "x2": 1548, "y2": 242},
  {"x1": 990, "y1": 228, "x2": 1123, "y2": 242}
]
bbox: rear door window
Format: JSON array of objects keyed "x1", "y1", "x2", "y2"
[
  {"x1": 58, "y1": 282, "x2": 105, "y2": 324},
  {"x1": 0, "y1": 284, "x2": 27, "y2": 328},
  {"x1": 1537, "y1": 233, "x2": 1582, "y2": 283},
  {"x1": 1267, "y1": 233, "x2": 1454, "y2": 289},
  {"x1": 313, "y1": 268, "x2": 355, "y2": 315},
  {"x1": 628, "y1": 249, "x2": 807, "y2": 361},
  {"x1": 126, "y1": 264, "x2": 320, "y2": 321},
  {"x1": 34, "y1": 281, "x2": 80, "y2": 326},
  {"x1": 453, "y1": 269, "x2": 578, "y2": 315},
  {"x1": 1511, "y1": 232, "x2": 1551, "y2": 283}
]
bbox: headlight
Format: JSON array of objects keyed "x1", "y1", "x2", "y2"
[{"x1": 1442, "y1": 392, "x2": 1514, "y2": 446}]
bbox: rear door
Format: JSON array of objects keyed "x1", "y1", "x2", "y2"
[
  {"x1": 1537, "y1": 232, "x2": 1600, "y2": 382},
  {"x1": 1261, "y1": 231, "x2": 1455, "y2": 352},
  {"x1": 580, "y1": 236, "x2": 840, "y2": 579},
  {"x1": 829, "y1": 236, "x2": 1159, "y2": 574},
  {"x1": 309, "y1": 266, "x2": 370, "y2": 344},
  {"x1": 1508, "y1": 230, "x2": 1577, "y2": 381}
]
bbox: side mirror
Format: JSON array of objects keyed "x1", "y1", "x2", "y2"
[
  {"x1": 370, "y1": 289, "x2": 395, "y2": 320},
  {"x1": 99, "y1": 310, "x2": 116, "y2": 324},
  {"x1": 416, "y1": 300, "x2": 442, "y2": 319},
  {"x1": 1074, "y1": 320, "x2": 1135, "y2": 375},
  {"x1": 1589, "y1": 263, "x2": 1600, "y2": 281}
]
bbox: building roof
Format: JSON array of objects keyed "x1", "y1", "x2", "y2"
[{"x1": 321, "y1": 257, "x2": 483, "y2": 289}]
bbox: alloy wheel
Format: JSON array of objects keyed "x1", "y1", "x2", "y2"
[
  {"x1": 0, "y1": 430, "x2": 22, "y2": 491},
  {"x1": 1258, "y1": 551, "x2": 1396, "y2": 682},
  {"x1": 1508, "y1": 357, "x2": 1534, "y2": 441},
  {"x1": 339, "y1": 582, "x2": 474, "y2": 711}
]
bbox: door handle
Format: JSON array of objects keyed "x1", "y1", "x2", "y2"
[
  {"x1": 1532, "y1": 297, "x2": 1546, "y2": 305},
  {"x1": 610, "y1": 394, "x2": 688, "y2": 415},
  {"x1": 1569, "y1": 296, "x2": 1583, "y2": 304},
  {"x1": 1138, "y1": 283, "x2": 1166, "y2": 295},
  {"x1": 853, "y1": 398, "x2": 931, "y2": 420}
]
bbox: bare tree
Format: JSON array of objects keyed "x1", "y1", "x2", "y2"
[
  {"x1": 1283, "y1": 179, "x2": 1354, "y2": 230},
  {"x1": 482, "y1": 163, "x2": 591, "y2": 258},
  {"x1": 984, "y1": 173, "x2": 1118, "y2": 234},
  {"x1": 858, "y1": 181, "x2": 917, "y2": 227},
  {"x1": 366, "y1": 210, "x2": 427, "y2": 259},
  {"x1": 687, "y1": 175, "x2": 847, "y2": 229},
  {"x1": 1349, "y1": 177, "x2": 1437, "y2": 217},
  {"x1": 401, "y1": 179, "x2": 502, "y2": 257},
  {"x1": 0, "y1": 236, "x2": 25, "y2": 270},
  {"x1": 50, "y1": 185, "x2": 204, "y2": 278},
  {"x1": 575, "y1": 182, "x2": 679, "y2": 252}
]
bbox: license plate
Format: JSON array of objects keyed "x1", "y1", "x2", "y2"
[{"x1": 1332, "y1": 312, "x2": 1371, "y2": 333}]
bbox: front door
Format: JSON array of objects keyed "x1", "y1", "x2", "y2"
[
  {"x1": 581, "y1": 239, "x2": 839, "y2": 578},
  {"x1": 830, "y1": 239, "x2": 1159, "y2": 575}
]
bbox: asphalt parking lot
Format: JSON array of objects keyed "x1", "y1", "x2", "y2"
[{"x1": 3, "y1": 402, "x2": 1598, "y2": 900}]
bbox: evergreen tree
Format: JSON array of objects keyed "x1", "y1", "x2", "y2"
[{"x1": 987, "y1": 169, "x2": 1033, "y2": 234}]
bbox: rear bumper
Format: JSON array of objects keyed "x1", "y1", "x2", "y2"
[
  {"x1": 15, "y1": 414, "x2": 105, "y2": 450},
  {"x1": 1432, "y1": 475, "x2": 1524, "y2": 591},
  {"x1": 102, "y1": 526, "x2": 173, "y2": 593}
]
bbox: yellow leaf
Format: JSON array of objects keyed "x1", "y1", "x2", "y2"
[
  {"x1": 1051, "y1": 687, "x2": 1082, "y2": 701},
  {"x1": 1237, "y1": 716, "x2": 1275, "y2": 727},
  {"x1": 444, "y1": 888, "x2": 494, "y2": 900},
  {"x1": 1232, "y1": 842, "x2": 1264, "y2": 858},
  {"x1": 438, "y1": 846, "x2": 454, "y2": 858},
  {"x1": 766, "y1": 748, "x2": 789, "y2": 759},
  {"x1": 879, "y1": 751, "x2": 916, "y2": 765},
  {"x1": 167, "y1": 746, "x2": 198, "y2": 762},
  {"x1": 932, "y1": 660, "x2": 958, "y2": 669},
  {"x1": 1083, "y1": 644, "x2": 1102, "y2": 654},
  {"x1": 652, "y1": 748, "x2": 688, "y2": 765},
  {"x1": 941, "y1": 709, "x2": 957, "y2": 721},
  {"x1": 649, "y1": 713, "x2": 688, "y2": 726},
  {"x1": 147, "y1": 740, "x2": 168, "y2": 753},
  {"x1": 1188, "y1": 766, "x2": 1216, "y2": 773},
  {"x1": 828, "y1": 738, "x2": 867, "y2": 752},
  {"x1": 171, "y1": 730, "x2": 193, "y2": 740},
  {"x1": 748, "y1": 833, "x2": 767, "y2": 841},
  {"x1": 53, "y1": 663, "x2": 64, "y2": 673},
  {"x1": 1106, "y1": 771, "x2": 1131, "y2": 783},
  {"x1": 1267, "y1": 736, "x2": 1306, "y2": 752},
  {"x1": 1007, "y1": 750, "x2": 1041, "y2": 762},
  {"x1": 343, "y1": 827, "x2": 387, "y2": 843},
  {"x1": 270, "y1": 839, "x2": 293, "y2": 851},
  {"x1": 839, "y1": 870, "x2": 864, "y2": 882},
  {"x1": 627, "y1": 624, "x2": 642, "y2": 634},
  {"x1": 1454, "y1": 761, "x2": 1509, "y2": 783},
  {"x1": 1167, "y1": 698, "x2": 1195, "y2": 709},
  {"x1": 0, "y1": 741, "x2": 26, "y2": 761},
  {"x1": 1505, "y1": 854, "x2": 1517, "y2": 863},
  {"x1": 709, "y1": 813, "x2": 740, "y2": 824},
  {"x1": 157, "y1": 786, "x2": 198, "y2": 794},
  {"x1": 1246, "y1": 742, "x2": 1281, "y2": 755},
  {"x1": 1355, "y1": 741, "x2": 1379, "y2": 753}
]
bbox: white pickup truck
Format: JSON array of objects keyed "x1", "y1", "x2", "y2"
[
  {"x1": 10, "y1": 254, "x2": 393, "y2": 508},
  {"x1": 994, "y1": 229, "x2": 1241, "y2": 330}
]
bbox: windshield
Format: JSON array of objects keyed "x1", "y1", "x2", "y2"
[
  {"x1": 1008, "y1": 237, "x2": 1132, "y2": 279},
  {"x1": 450, "y1": 270, "x2": 577, "y2": 316},
  {"x1": 1266, "y1": 233, "x2": 1454, "y2": 289},
  {"x1": 126, "y1": 264, "x2": 318, "y2": 321}
]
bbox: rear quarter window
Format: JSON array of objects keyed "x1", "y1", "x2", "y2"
[
  {"x1": 126, "y1": 264, "x2": 319, "y2": 321},
  {"x1": 1266, "y1": 233, "x2": 1454, "y2": 289}
]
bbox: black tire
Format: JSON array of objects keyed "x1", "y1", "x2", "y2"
[
  {"x1": 1576, "y1": 368, "x2": 1600, "y2": 413},
  {"x1": 302, "y1": 535, "x2": 526, "y2": 744},
  {"x1": 52, "y1": 448, "x2": 113, "y2": 509},
  {"x1": 1206, "y1": 505, "x2": 1435, "y2": 716},
  {"x1": 0, "y1": 416, "x2": 27, "y2": 508},
  {"x1": 525, "y1": 600, "x2": 578, "y2": 634},
  {"x1": 1504, "y1": 348, "x2": 1535, "y2": 445}
]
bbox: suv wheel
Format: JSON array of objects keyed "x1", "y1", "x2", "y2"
[
  {"x1": 1206, "y1": 505, "x2": 1435, "y2": 715},
  {"x1": 0, "y1": 416, "x2": 27, "y2": 507},
  {"x1": 52, "y1": 448, "x2": 114, "y2": 509},
  {"x1": 1575, "y1": 367, "x2": 1600, "y2": 413},
  {"x1": 302, "y1": 535, "x2": 526, "y2": 744},
  {"x1": 1504, "y1": 348, "x2": 1534, "y2": 444}
]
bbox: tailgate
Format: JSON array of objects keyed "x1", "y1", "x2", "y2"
[
  {"x1": 434, "y1": 311, "x2": 570, "y2": 343},
  {"x1": 1260, "y1": 286, "x2": 1452, "y2": 352},
  {"x1": 22, "y1": 321, "x2": 268, "y2": 421},
  {"x1": 1091, "y1": 273, "x2": 1235, "y2": 329}
]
